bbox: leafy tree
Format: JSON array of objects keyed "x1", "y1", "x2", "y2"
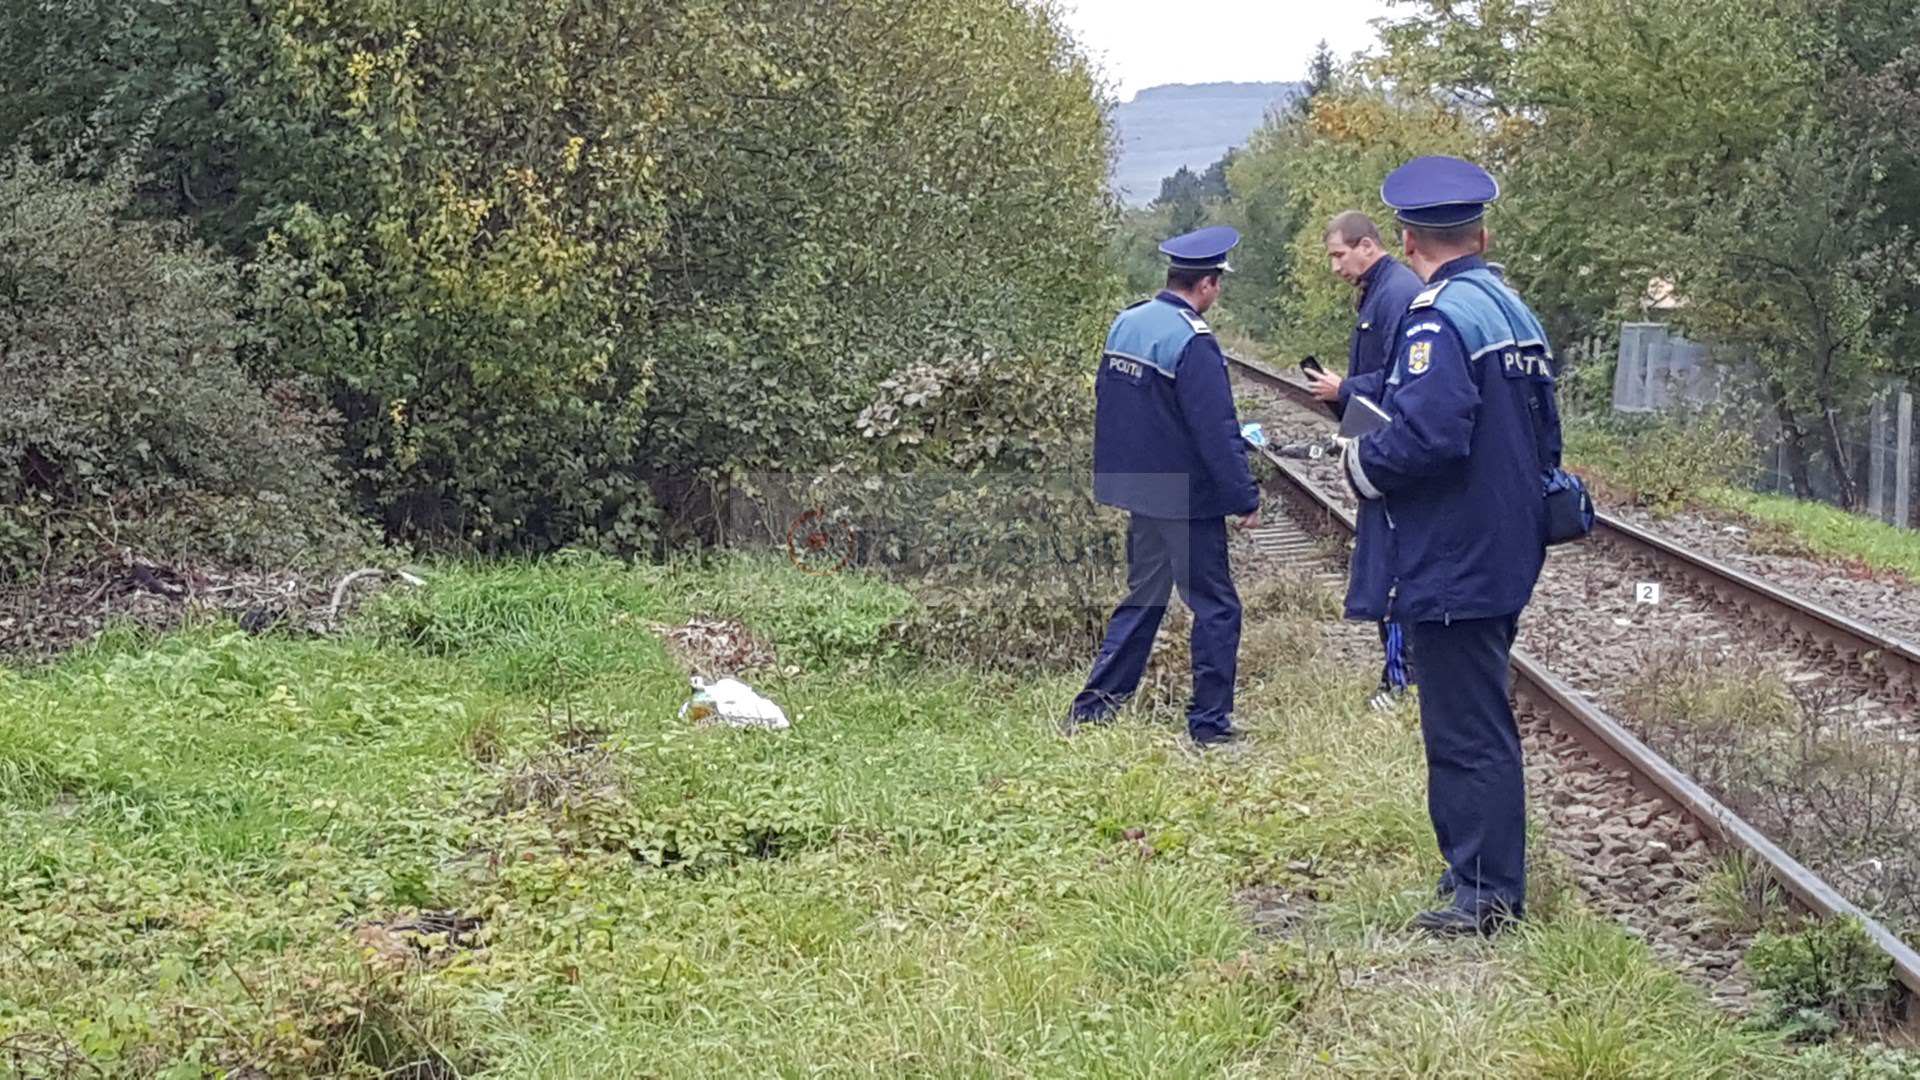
[
  {"x1": 1546, "y1": 0, "x2": 1900, "y2": 506},
  {"x1": 1227, "y1": 91, "x2": 1474, "y2": 360},
  {"x1": 0, "y1": 152, "x2": 361, "y2": 578},
  {"x1": 1157, "y1": 165, "x2": 1204, "y2": 209},
  {"x1": 1666, "y1": 123, "x2": 1914, "y2": 507},
  {"x1": 642, "y1": 0, "x2": 1115, "y2": 538},
  {"x1": 1304, "y1": 40, "x2": 1338, "y2": 102},
  {"x1": 1824, "y1": 0, "x2": 1920, "y2": 392},
  {"x1": 235, "y1": 1, "x2": 691, "y2": 553},
  {"x1": 0, "y1": 0, "x2": 259, "y2": 245},
  {"x1": 1212, "y1": 135, "x2": 1301, "y2": 339},
  {"x1": 1356, "y1": 0, "x2": 1913, "y2": 504},
  {"x1": 1113, "y1": 205, "x2": 1180, "y2": 298},
  {"x1": 1152, "y1": 151, "x2": 1235, "y2": 234},
  {"x1": 1153, "y1": 166, "x2": 1207, "y2": 232},
  {"x1": 4, "y1": 0, "x2": 1117, "y2": 554},
  {"x1": 1199, "y1": 151, "x2": 1237, "y2": 201}
]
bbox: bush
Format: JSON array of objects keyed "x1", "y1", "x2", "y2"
[
  {"x1": 1788, "y1": 1045, "x2": 1920, "y2": 1078},
  {"x1": 1747, "y1": 917, "x2": 1899, "y2": 1041},
  {"x1": 240, "y1": 0, "x2": 679, "y2": 555},
  {"x1": 834, "y1": 342, "x2": 1127, "y2": 669},
  {"x1": 899, "y1": 575, "x2": 1116, "y2": 672},
  {"x1": 1618, "y1": 647, "x2": 1798, "y2": 737},
  {"x1": 0, "y1": 151, "x2": 360, "y2": 579},
  {"x1": 666, "y1": 555, "x2": 917, "y2": 672},
  {"x1": 1563, "y1": 407, "x2": 1757, "y2": 513},
  {"x1": 631, "y1": 2, "x2": 1115, "y2": 513},
  {"x1": 6, "y1": 0, "x2": 1117, "y2": 559}
]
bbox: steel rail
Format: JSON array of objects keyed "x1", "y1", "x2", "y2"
[
  {"x1": 1230, "y1": 356, "x2": 1920, "y2": 1028},
  {"x1": 1591, "y1": 516, "x2": 1920, "y2": 705},
  {"x1": 1227, "y1": 353, "x2": 1920, "y2": 704}
]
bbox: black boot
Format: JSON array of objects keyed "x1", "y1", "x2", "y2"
[{"x1": 1411, "y1": 904, "x2": 1522, "y2": 938}]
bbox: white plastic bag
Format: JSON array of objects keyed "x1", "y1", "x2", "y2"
[{"x1": 678, "y1": 676, "x2": 790, "y2": 730}]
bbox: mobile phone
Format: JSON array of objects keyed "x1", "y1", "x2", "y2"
[{"x1": 1299, "y1": 356, "x2": 1326, "y2": 379}]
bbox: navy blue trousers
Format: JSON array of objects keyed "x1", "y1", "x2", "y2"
[
  {"x1": 1410, "y1": 615, "x2": 1526, "y2": 916},
  {"x1": 1071, "y1": 514, "x2": 1240, "y2": 738}
]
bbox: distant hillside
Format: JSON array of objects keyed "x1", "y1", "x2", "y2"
[{"x1": 1111, "y1": 82, "x2": 1305, "y2": 207}]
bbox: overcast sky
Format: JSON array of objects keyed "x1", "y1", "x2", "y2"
[{"x1": 1058, "y1": 0, "x2": 1399, "y2": 100}]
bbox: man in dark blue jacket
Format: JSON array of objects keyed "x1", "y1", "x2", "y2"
[
  {"x1": 1320, "y1": 210, "x2": 1425, "y2": 710},
  {"x1": 1068, "y1": 225, "x2": 1261, "y2": 749},
  {"x1": 1330, "y1": 157, "x2": 1563, "y2": 935}
]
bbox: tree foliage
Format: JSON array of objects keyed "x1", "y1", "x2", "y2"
[
  {"x1": 1224, "y1": 0, "x2": 1920, "y2": 506},
  {"x1": 0, "y1": 152, "x2": 361, "y2": 578},
  {"x1": 1824, "y1": 0, "x2": 1920, "y2": 388},
  {"x1": 1154, "y1": 152, "x2": 1236, "y2": 232},
  {"x1": 1228, "y1": 91, "x2": 1466, "y2": 357},
  {"x1": 4, "y1": 0, "x2": 1116, "y2": 555},
  {"x1": 1304, "y1": 40, "x2": 1337, "y2": 102}
]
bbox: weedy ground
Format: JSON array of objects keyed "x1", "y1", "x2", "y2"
[
  {"x1": 1564, "y1": 414, "x2": 1920, "y2": 584},
  {"x1": 1613, "y1": 643, "x2": 1920, "y2": 938},
  {"x1": 0, "y1": 553, "x2": 1904, "y2": 1077},
  {"x1": 1703, "y1": 490, "x2": 1920, "y2": 584}
]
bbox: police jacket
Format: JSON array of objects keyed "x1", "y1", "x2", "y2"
[
  {"x1": 1092, "y1": 292, "x2": 1260, "y2": 520},
  {"x1": 1337, "y1": 256, "x2": 1425, "y2": 421},
  {"x1": 1339, "y1": 256, "x2": 1561, "y2": 624}
]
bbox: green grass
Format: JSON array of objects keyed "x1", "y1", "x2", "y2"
[
  {"x1": 1566, "y1": 414, "x2": 1920, "y2": 584},
  {"x1": 0, "y1": 552, "x2": 1846, "y2": 1076},
  {"x1": 1703, "y1": 489, "x2": 1920, "y2": 584}
]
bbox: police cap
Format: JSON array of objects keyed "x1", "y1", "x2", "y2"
[
  {"x1": 1381, "y1": 156, "x2": 1500, "y2": 228},
  {"x1": 1159, "y1": 225, "x2": 1240, "y2": 272}
]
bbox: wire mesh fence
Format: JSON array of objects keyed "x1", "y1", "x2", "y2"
[{"x1": 1613, "y1": 323, "x2": 1916, "y2": 529}]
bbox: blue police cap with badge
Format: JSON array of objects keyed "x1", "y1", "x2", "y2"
[
  {"x1": 1381, "y1": 156, "x2": 1500, "y2": 227},
  {"x1": 1160, "y1": 225, "x2": 1240, "y2": 272}
]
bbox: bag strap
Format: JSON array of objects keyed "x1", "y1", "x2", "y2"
[{"x1": 1449, "y1": 275, "x2": 1558, "y2": 476}]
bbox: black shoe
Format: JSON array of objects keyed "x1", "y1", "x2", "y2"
[
  {"x1": 1435, "y1": 870, "x2": 1457, "y2": 901},
  {"x1": 1060, "y1": 710, "x2": 1113, "y2": 736},
  {"x1": 1411, "y1": 907, "x2": 1480, "y2": 937},
  {"x1": 1411, "y1": 905, "x2": 1522, "y2": 938},
  {"x1": 1189, "y1": 727, "x2": 1241, "y2": 750}
]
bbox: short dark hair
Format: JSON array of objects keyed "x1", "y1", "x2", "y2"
[
  {"x1": 1166, "y1": 267, "x2": 1223, "y2": 291},
  {"x1": 1404, "y1": 219, "x2": 1486, "y2": 251},
  {"x1": 1324, "y1": 210, "x2": 1382, "y2": 247}
]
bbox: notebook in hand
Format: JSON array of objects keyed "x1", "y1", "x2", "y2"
[{"x1": 1340, "y1": 394, "x2": 1392, "y2": 439}]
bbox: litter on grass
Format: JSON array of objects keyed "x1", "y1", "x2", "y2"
[{"x1": 679, "y1": 676, "x2": 790, "y2": 730}]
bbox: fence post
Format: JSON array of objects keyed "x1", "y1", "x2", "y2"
[
  {"x1": 1613, "y1": 324, "x2": 1648, "y2": 412},
  {"x1": 1897, "y1": 388, "x2": 1914, "y2": 531},
  {"x1": 1870, "y1": 389, "x2": 1889, "y2": 522}
]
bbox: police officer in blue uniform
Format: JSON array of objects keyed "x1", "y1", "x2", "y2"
[
  {"x1": 1315, "y1": 211, "x2": 1426, "y2": 711},
  {"x1": 1336, "y1": 157, "x2": 1564, "y2": 934},
  {"x1": 1068, "y1": 226, "x2": 1261, "y2": 748}
]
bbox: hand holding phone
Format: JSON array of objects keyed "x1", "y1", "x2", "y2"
[{"x1": 1301, "y1": 358, "x2": 1342, "y2": 404}]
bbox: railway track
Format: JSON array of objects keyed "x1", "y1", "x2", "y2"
[{"x1": 1226, "y1": 352, "x2": 1920, "y2": 1034}]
